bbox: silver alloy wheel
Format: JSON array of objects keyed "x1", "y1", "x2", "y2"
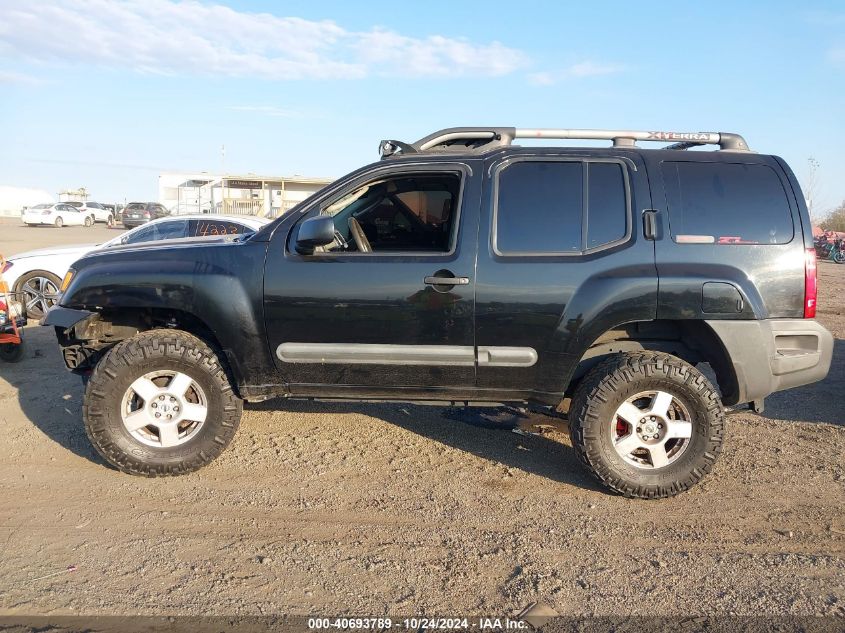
[
  {"x1": 611, "y1": 390, "x2": 693, "y2": 469},
  {"x1": 22, "y1": 276, "x2": 59, "y2": 315},
  {"x1": 121, "y1": 370, "x2": 209, "y2": 448}
]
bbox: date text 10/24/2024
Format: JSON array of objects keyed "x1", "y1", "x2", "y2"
[{"x1": 307, "y1": 618, "x2": 530, "y2": 630}]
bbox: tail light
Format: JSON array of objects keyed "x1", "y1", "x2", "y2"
[
  {"x1": 143, "y1": 210, "x2": 151, "y2": 218},
  {"x1": 42, "y1": 209, "x2": 52, "y2": 215},
  {"x1": 804, "y1": 247, "x2": 817, "y2": 318}
]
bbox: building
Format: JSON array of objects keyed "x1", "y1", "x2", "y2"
[
  {"x1": 58, "y1": 187, "x2": 90, "y2": 203},
  {"x1": 159, "y1": 172, "x2": 333, "y2": 218},
  {"x1": 0, "y1": 186, "x2": 53, "y2": 217}
]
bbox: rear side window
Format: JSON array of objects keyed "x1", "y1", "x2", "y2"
[
  {"x1": 494, "y1": 159, "x2": 628, "y2": 255},
  {"x1": 661, "y1": 162, "x2": 794, "y2": 245}
]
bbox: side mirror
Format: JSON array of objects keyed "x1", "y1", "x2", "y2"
[{"x1": 295, "y1": 215, "x2": 336, "y2": 255}]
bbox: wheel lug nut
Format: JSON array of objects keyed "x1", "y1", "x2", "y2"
[
  {"x1": 167, "y1": 414, "x2": 172, "y2": 420},
  {"x1": 658, "y1": 423, "x2": 663, "y2": 429},
  {"x1": 170, "y1": 396, "x2": 175, "y2": 402},
  {"x1": 155, "y1": 412, "x2": 161, "y2": 418},
  {"x1": 151, "y1": 403, "x2": 157, "y2": 408},
  {"x1": 159, "y1": 395, "x2": 165, "y2": 400},
  {"x1": 174, "y1": 407, "x2": 179, "y2": 412},
  {"x1": 637, "y1": 427, "x2": 642, "y2": 432}
]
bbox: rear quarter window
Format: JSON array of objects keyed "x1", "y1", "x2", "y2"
[
  {"x1": 494, "y1": 159, "x2": 629, "y2": 255},
  {"x1": 661, "y1": 161, "x2": 794, "y2": 245}
]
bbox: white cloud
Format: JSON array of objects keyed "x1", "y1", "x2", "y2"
[
  {"x1": 528, "y1": 61, "x2": 625, "y2": 86},
  {"x1": 0, "y1": 0, "x2": 528, "y2": 80}
]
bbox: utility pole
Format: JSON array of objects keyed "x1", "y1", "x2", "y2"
[{"x1": 805, "y1": 157, "x2": 820, "y2": 222}]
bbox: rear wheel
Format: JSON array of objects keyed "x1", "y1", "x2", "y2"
[
  {"x1": 106, "y1": 214, "x2": 115, "y2": 228},
  {"x1": 834, "y1": 249, "x2": 845, "y2": 264},
  {"x1": 84, "y1": 215, "x2": 93, "y2": 227},
  {"x1": 54, "y1": 216, "x2": 63, "y2": 228},
  {"x1": 83, "y1": 329, "x2": 242, "y2": 476},
  {"x1": 569, "y1": 351, "x2": 724, "y2": 499}
]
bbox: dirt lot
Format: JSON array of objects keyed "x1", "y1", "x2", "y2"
[{"x1": 0, "y1": 219, "x2": 842, "y2": 619}]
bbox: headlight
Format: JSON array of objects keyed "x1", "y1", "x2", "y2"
[{"x1": 60, "y1": 269, "x2": 75, "y2": 293}]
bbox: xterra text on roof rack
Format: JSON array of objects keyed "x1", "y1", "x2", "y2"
[{"x1": 44, "y1": 127, "x2": 833, "y2": 498}]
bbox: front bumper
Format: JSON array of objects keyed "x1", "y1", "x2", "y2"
[{"x1": 706, "y1": 319, "x2": 834, "y2": 406}]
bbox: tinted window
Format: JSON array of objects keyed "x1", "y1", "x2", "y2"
[
  {"x1": 320, "y1": 173, "x2": 460, "y2": 253},
  {"x1": 496, "y1": 161, "x2": 583, "y2": 254},
  {"x1": 662, "y1": 162, "x2": 794, "y2": 245},
  {"x1": 123, "y1": 220, "x2": 187, "y2": 244},
  {"x1": 587, "y1": 162, "x2": 627, "y2": 248}
]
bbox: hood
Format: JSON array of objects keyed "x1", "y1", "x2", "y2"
[{"x1": 9, "y1": 243, "x2": 100, "y2": 261}]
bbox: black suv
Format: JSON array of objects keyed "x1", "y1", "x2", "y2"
[{"x1": 44, "y1": 127, "x2": 833, "y2": 498}]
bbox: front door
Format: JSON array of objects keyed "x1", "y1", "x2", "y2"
[{"x1": 263, "y1": 162, "x2": 481, "y2": 398}]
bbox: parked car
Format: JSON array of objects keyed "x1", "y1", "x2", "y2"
[
  {"x1": 44, "y1": 126, "x2": 833, "y2": 498},
  {"x1": 22, "y1": 203, "x2": 95, "y2": 228},
  {"x1": 65, "y1": 201, "x2": 115, "y2": 226},
  {"x1": 6, "y1": 215, "x2": 267, "y2": 319},
  {"x1": 121, "y1": 202, "x2": 170, "y2": 228}
]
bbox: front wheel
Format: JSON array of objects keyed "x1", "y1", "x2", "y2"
[
  {"x1": 569, "y1": 351, "x2": 724, "y2": 499},
  {"x1": 84, "y1": 215, "x2": 93, "y2": 227},
  {"x1": 83, "y1": 329, "x2": 242, "y2": 476},
  {"x1": 834, "y1": 249, "x2": 845, "y2": 264}
]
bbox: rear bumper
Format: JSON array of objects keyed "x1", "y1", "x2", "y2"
[
  {"x1": 706, "y1": 319, "x2": 834, "y2": 406},
  {"x1": 121, "y1": 219, "x2": 148, "y2": 228}
]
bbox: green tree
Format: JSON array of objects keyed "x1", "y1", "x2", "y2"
[{"x1": 819, "y1": 201, "x2": 845, "y2": 233}]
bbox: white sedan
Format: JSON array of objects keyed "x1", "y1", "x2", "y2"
[
  {"x1": 23, "y1": 203, "x2": 95, "y2": 227},
  {"x1": 6, "y1": 214, "x2": 269, "y2": 318}
]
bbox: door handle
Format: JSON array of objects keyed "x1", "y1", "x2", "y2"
[
  {"x1": 642, "y1": 209, "x2": 658, "y2": 240},
  {"x1": 424, "y1": 276, "x2": 470, "y2": 286}
]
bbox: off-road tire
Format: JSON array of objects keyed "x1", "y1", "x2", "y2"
[
  {"x1": 83, "y1": 329, "x2": 242, "y2": 476},
  {"x1": 569, "y1": 351, "x2": 724, "y2": 499}
]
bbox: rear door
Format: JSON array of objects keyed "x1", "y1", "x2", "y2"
[
  {"x1": 474, "y1": 151, "x2": 657, "y2": 402},
  {"x1": 647, "y1": 153, "x2": 805, "y2": 320}
]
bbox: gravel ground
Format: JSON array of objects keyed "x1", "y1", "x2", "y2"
[{"x1": 0, "y1": 220, "x2": 842, "y2": 619}]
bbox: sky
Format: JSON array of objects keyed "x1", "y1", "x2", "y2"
[{"x1": 1, "y1": 0, "x2": 844, "y2": 217}]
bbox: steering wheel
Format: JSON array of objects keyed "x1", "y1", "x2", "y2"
[{"x1": 348, "y1": 217, "x2": 372, "y2": 253}]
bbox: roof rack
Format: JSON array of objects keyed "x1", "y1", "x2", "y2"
[{"x1": 379, "y1": 127, "x2": 751, "y2": 158}]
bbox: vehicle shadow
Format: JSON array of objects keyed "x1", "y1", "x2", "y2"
[
  {"x1": 0, "y1": 323, "x2": 105, "y2": 465},
  {"x1": 1, "y1": 325, "x2": 603, "y2": 492},
  {"x1": 760, "y1": 337, "x2": 844, "y2": 425},
  {"x1": 245, "y1": 398, "x2": 608, "y2": 494}
]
